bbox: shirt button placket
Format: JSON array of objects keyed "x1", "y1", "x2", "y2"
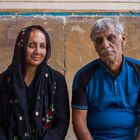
[{"x1": 114, "y1": 81, "x2": 118, "y2": 96}]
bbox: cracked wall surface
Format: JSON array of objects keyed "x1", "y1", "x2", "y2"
[{"x1": 0, "y1": 16, "x2": 140, "y2": 140}]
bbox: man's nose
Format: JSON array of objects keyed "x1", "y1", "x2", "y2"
[{"x1": 101, "y1": 38, "x2": 109, "y2": 48}]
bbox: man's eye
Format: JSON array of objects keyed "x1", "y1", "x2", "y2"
[
  {"x1": 29, "y1": 43, "x2": 35, "y2": 48},
  {"x1": 107, "y1": 34, "x2": 117, "y2": 42},
  {"x1": 94, "y1": 37, "x2": 103, "y2": 46}
]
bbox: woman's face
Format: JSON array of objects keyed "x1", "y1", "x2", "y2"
[{"x1": 26, "y1": 29, "x2": 47, "y2": 67}]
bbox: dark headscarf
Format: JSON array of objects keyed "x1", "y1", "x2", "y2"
[{"x1": 7, "y1": 25, "x2": 56, "y2": 140}]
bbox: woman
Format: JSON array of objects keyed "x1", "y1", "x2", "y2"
[{"x1": 0, "y1": 25, "x2": 70, "y2": 140}]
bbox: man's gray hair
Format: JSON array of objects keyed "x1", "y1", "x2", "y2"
[{"x1": 90, "y1": 18, "x2": 124, "y2": 41}]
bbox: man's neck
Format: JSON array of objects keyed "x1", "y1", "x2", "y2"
[{"x1": 105, "y1": 59, "x2": 122, "y2": 75}]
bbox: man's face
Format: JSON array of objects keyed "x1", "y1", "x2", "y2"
[{"x1": 93, "y1": 24, "x2": 125, "y2": 65}]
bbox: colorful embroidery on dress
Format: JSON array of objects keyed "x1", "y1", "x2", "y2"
[{"x1": 44, "y1": 104, "x2": 54, "y2": 129}]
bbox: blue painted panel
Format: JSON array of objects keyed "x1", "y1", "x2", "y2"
[{"x1": 0, "y1": 12, "x2": 140, "y2": 17}]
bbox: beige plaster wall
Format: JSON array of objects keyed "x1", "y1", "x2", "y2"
[
  {"x1": 0, "y1": 16, "x2": 140, "y2": 140},
  {"x1": 0, "y1": 1, "x2": 140, "y2": 12}
]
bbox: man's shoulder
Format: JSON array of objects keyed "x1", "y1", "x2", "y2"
[
  {"x1": 125, "y1": 56, "x2": 140, "y2": 76},
  {"x1": 74, "y1": 59, "x2": 100, "y2": 78},
  {"x1": 125, "y1": 57, "x2": 140, "y2": 65},
  {"x1": 72, "y1": 59, "x2": 100, "y2": 91}
]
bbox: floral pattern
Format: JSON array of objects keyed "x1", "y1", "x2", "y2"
[{"x1": 44, "y1": 104, "x2": 54, "y2": 129}]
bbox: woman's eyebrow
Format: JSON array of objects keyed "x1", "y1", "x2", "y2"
[{"x1": 28, "y1": 39, "x2": 36, "y2": 42}]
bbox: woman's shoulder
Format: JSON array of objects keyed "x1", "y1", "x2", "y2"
[
  {"x1": 45, "y1": 65, "x2": 67, "y2": 88},
  {"x1": 0, "y1": 67, "x2": 11, "y2": 86},
  {"x1": 47, "y1": 65, "x2": 65, "y2": 80},
  {"x1": 0, "y1": 70, "x2": 8, "y2": 92},
  {"x1": 0, "y1": 70, "x2": 8, "y2": 81}
]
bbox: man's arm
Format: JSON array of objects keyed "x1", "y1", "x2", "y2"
[
  {"x1": 137, "y1": 128, "x2": 140, "y2": 140},
  {"x1": 136, "y1": 120, "x2": 140, "y2": 140},
  {"x1": 72, "y1": 109, "x2": 93, "y2": 140}
]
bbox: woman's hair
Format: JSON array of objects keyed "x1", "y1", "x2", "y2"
[{"x1": 90, "y1": 18, "x2": 124, "y2": 41}]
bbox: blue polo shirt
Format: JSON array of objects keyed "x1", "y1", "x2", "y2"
[{"x1": 72, "y1": 56, "x2": 140, "y2": 140}]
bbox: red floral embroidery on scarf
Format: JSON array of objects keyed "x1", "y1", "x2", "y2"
[{"x1": 44, "y1": 104, "x2": 54, "y2": 129}]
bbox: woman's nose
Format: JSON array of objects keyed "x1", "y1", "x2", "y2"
[{"x1": 34, "y1": 45, "x2": 41, "y2": 53}]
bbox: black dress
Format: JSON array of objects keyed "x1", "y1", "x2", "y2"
[{"x1": 0, "y1": 66, "x2": 70, "y2": 140}]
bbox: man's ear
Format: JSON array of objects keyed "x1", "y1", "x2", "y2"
[{"x1": 121, "y1": 33, "x2": 126, "y2": 46}]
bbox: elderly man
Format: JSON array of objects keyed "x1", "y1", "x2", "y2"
[{"x1": 72, "y1": 18, "x2": 140, "y2": 140}]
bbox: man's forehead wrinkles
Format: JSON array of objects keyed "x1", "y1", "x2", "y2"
[{"x1": 94, "y1": 30, "x2": 116, "y2": 39}]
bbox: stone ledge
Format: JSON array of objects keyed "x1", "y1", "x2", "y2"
[{"x1": 0, "y1": 1, "x2": 140, "y2": 12}]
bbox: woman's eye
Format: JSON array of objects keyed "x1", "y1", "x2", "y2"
[
  {"x1": 40, "y1": 44, "x2": 46, "y2": 49},
  {"x1": 28, "y1": 43, "x2": 35, "y2": 48}
]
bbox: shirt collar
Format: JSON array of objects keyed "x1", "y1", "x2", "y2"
[{"x1": 99, "y1": 55, "x2": 125, "y2": 77}]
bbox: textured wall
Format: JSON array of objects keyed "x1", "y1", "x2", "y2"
[{"x1": 0, "y1": 15, "x2": 140, "y2": 140}]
